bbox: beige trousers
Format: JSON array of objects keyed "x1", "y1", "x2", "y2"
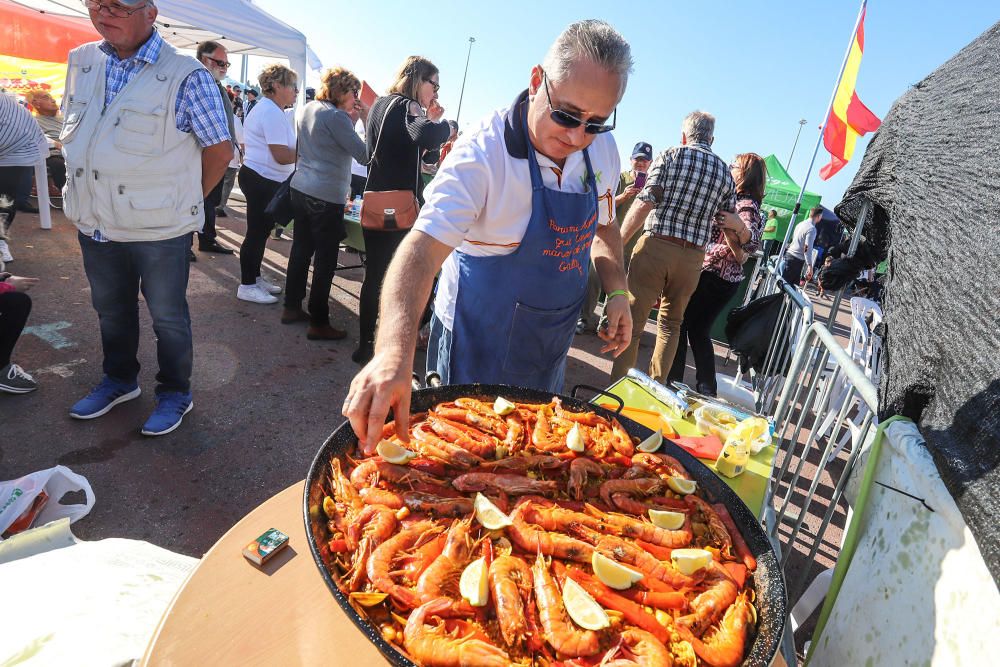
[{"x1": 610, "y1": 234, "x2": 706, "y2": 382}]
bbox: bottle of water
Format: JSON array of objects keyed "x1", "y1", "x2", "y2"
[{"x1": 351, "y1": 196, "x2": 362, "y2": 218}]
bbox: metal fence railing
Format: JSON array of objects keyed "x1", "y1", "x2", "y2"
[{"x1": 752, "y1": 277, "x2": 815, "y2": 416}]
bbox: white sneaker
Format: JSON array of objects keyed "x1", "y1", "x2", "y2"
[
  {"x1": 0, "y1": 241, "x2": 12, "y2": 263},
  {"x1": 256, "y1": 276, "x2": 282, "y2": 294},
  {"x1": 237, "y1": 284, "x2": 278, "y2": 304}
]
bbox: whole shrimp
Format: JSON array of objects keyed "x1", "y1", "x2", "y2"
[
  {"x1": 428, "y1": 416, "x2": 497, "y2": 458},
  {"x1": 602, "y1": 628, "x2": 675, "y2": 667},
  {"x1": 573, "y1": 524, "x2": 702, "y2": 589},
  {"x1": 359, "y1": 487, "x2": 405, "y2": 510},
  {"x1": 451, "y1": 472, "x2": 559, "y2": 496},
  {"x1": 477, "y1": 454, "x2": 564, "y2": 474},
  {"x1": 599, "y1": 477, "x2": 664, "y2": 507},
  {"x1": 685, "y1": 494, "x2": 733, "y2": 553},
  {"x1": 508, "y1": 502, "x2": 594, "y2": 563},
  {"x1": 678, "y1": 561, "x2": 739, "y2": 636},
  {"x1": 417, "y1": 517, "x2": 475, "y2": 602},
  {"x1": 584, "y1": 505, "x2": 693, "y2": 549},
  {"x1": 403, "y1": 597, "x2": 511, "y2": 667},
  {"x1": 350, "y1": 458, "x2": 447, "y2": 490},
  {"x1": 401, "y1": 492, "x2": 474, "y2": 518},
  {"x1": 676, "y1": 591, "x2": 754, "y2": 667},
  {"x1": 531, "y1": 554, "x2": 601, "y2": 658},
  {"x1": 488, "y1": 554, "x2": 533, "y2": 648},
  {"x1": 412, "y1": 422, "x2": 485, "y2": 469},
  {"x1": 346, "y1": 503, "x2": 397, "y2": 550},
  {"x1": 366, "y1": 520, "x2": 443, "y2": 609},
  {"x1": 567, "y1": 457, "x2": 605, "y2": 501}
]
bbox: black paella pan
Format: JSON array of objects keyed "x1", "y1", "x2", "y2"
[{"x1": 304, "y1": 383, "x2": 787, "y2": 667}]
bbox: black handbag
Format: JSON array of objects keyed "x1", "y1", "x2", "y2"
[{"x1": 265, "y1": 173, "x2": 295, "y2": 228}]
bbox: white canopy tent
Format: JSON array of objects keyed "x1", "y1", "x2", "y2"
[{"x1": 11, "y1": 0, "x2": 322, "y2": 100}]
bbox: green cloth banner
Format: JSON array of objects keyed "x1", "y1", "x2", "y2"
[{"x1": 761, "y1": 155, "x2": 822, "y2": 241}]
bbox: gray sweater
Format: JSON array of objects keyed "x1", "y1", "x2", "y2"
[{"x1": 291, "y1": 101, "x2": 368, "y2": 204}]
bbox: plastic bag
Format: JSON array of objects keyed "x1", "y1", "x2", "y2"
[
  {"x1": 693, "y1": 405, "x2": 742, "y2": 441},
  {"x1": 726, "y1": 416, "x2": 773, "y2": 455},
  {"x1": 0, "y1": 465, "x2": 95, "y2": 539}
]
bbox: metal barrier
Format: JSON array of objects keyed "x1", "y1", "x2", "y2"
[
  {"x1": 762, "y1": 321, "x2": 879, "y2": 663},
  {"x1": 752, "y1": 277, "x2": 814, "y2": 416}
]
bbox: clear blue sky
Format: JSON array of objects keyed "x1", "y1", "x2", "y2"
[{"x1": 253, "y1": 0, "x2": 997, "y2": 206}]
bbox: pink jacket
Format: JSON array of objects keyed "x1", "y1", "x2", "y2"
[{"x1": 0, "y1": 281, "x2": 15, "y2": 294}]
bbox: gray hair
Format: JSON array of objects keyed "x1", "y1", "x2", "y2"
[
  {"x1": 682, "y1": 111, "x2": 715, "y2": 144},
  {"x1": 542, "y1": 20, "x2": 633, "y2": 94}
]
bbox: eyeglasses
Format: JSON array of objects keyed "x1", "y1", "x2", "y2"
[
  {"x1": 424, "y1": 78, "x2": 440, "y2": 93},
  {"x1": 541, "y1": 71, "x2": 616, "y2": 135},
  {"x1": 205, "y1": 56, "x2": 231, "y2": 69},
  {"x1": 82, "y1": 0, "x2": 150, "y2": 18}
]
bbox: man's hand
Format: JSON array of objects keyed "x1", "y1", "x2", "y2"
[
  {"x1": 599, "y1": 294, "x2": 632, "y2": 357},
  {"x1": 343, "y1": 346, "x2": 414, "y2": 456},
  {"x1": 615, "y1": 186, "x2": 640, "y2": 205},
  {"x1": 6, "y1": 276, "x2": 39, "y2": 292}
]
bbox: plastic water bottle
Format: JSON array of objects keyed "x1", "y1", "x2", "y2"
[{"x1": 351, "y1": 196, "x2": 362, "y2": 218}]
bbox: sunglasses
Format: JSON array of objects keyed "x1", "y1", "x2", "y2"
[
  {"x1": 205, "y1": 56, "x2": 231, "y2": 69},
  {"x1": 541, "y1": 71, "x2": 616, "y2": 135},
  {"x1": 83, "y1": 0, "x2": 149, "y2": 17},
  {"x1": 424, "y1": 78, "x2": 440, "y2": 93}
]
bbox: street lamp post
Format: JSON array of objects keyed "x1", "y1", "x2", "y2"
[
  {"x1": 786, "y1": 118, "x2": 808, "y2": 170},
  {"x1": 455, "y1": 37, "x2": 476, "y2": 123}
]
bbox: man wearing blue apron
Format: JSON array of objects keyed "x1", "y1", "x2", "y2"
[{"x1": 344, "y1": 21, "x2": 634, "y2": 453}]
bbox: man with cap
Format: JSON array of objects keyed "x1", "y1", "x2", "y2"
[
  {"x1": 62, "y1": 0, "x2": 233, "y2": 435},
  {"x1": 343, "y1": 20, "x2": 634, "y2": 453},
  {"x1": 578, "y1": 140, "x2": 651, "y2": 333}
]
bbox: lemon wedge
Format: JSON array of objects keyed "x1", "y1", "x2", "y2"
[
  {"x1": 376, "y1": 439, "x2": 417, "y2": 465},
  {"x1": 591, "y1": 552, "x2": 644, "y2": 590},
  {"x1": 636, "y1": 429, "x2": 663, "y2": 453},
  {"x1": 459, "y1": 557, "x2": 490, "y2": 607},
  {"x1": 493, "y1": 396, "x2": 516, "y2": 416},
  {"x1": 648, "y1": 509, "x2": 686, "y2": 530},
  {"x1": 667, "y1": 477, "x2": 697, "y2": 495},
  {"x1": 567, "y1": 423, "x2": 585, "y2": 452},
  {"x1": 474, "y1": 492, "x2": 513, "y2": 530},
  {"x1": 671, "y1": 548, "x2": 714, "y2": 576},
  {"x1": 562, "y1": 577, "x2": 610, "y2": 630}
]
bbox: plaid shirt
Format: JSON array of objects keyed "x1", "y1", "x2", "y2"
[
  {"x1": 99, "y1": 31, "x2": 230, "y2": 148},
  {"x1": 637, "y1": 142, "x2": 736, "y2": 247}
]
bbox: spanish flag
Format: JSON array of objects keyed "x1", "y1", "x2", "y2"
[{"x1": 819, "y1": 6, "x2": 881, "y2": 180}]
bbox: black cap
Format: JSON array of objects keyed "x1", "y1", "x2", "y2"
[{"x1": 631, "y1": 142, "x2": 653, "y2": 160}]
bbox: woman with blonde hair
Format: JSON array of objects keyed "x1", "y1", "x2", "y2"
[
  {"x1": 668, "y1": 152, "x2": 767, "y2": 396},
  {"x1": 237, "y1": 63, "x2": 298, "y2": 304},
  {"x1": 282, "y1": 67, "x2": 369, "y2": 340},
  {"x1": 353, "y1": 56, "x2": 451, "y2": 363}
]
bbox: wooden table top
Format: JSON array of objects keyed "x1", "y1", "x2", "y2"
[{"x1": 140, "y1": 481, "x2": 388, "y2": 666}]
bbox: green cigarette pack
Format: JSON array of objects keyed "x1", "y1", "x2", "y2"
[{"x1": 243, "y1": 528, "x2": 289, "y2": 565}]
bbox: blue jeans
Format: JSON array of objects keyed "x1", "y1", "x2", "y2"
[
  {"x1": 78, "y1": 232, "x2": 193, "y2": 394},
  {"x1": 426, "y1": 314, "x2": 453, "y2": 384}
]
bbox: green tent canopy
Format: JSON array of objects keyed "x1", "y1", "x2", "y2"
[{"x1": 761, "y1": 154, "x2": 822, "y2": 241}]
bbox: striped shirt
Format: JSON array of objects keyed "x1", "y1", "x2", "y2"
[
  {"x1": 97, "y1": 30, "x2": 230, "y2": 148},
  {"x1": 0, "y1": 94, "x2": 45, "y2": 167},
  {"x1": 638, "y1": 142, "x2": 736, "y2": 247}
]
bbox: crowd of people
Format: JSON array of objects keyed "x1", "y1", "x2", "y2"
[{"x1": 1, "y1": 3, "x2": 869, "y2": 438}]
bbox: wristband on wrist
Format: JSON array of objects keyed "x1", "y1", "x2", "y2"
[{"x1": 606, "y1": 289, "x2": 632, "y2": 301}]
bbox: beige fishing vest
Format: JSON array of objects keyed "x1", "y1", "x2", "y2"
[{"x1": 61, "y1": 41, "x2": 204, "y2": 241}]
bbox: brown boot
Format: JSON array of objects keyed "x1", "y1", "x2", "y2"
[
  {"x1": 281, "y1": 308, "x2": 310, "y2": 324},
  {"x1": 307, "y1": 324, "x2": 347, "y2": 340}
]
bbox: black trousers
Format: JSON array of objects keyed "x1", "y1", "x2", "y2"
[
  {"x1": 358, "y1": 228, "x2": 408, "y2": 345},
  {"x1": 198, "y1": 178, "x2": 225, "y2": 245},
  {"x1": 0, "y1": 166, "x2": 31, "y2": 230},
  {"x1": 0, "y1": 291, "x2": 31, "y2": 367},
  {"x1": 48, "y1": 155, "x2": 66, "y2": 190},
  {"x1": 782, "y1": 255, "x2": 806, "y2": 285},
  {"x1": 668, "y1": 270, "x2": 739, "y2": 393},
  {"x1": 349, "y1": 174, "x2": 367, "y2": 201},
  {"x1": 237, "y1": 166, "x2": 283, "y2": 285},
  {"x1": 284, "y1": 189, "x2": 345, "y2": 325}
]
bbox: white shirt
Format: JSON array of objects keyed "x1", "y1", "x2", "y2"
[
  {"x1": 228, "y1": 115, "x2": 244, "y2": 169},
  {"x1": 786, "y1": 219, "x2": 817, "y2": 261},
  {"x1": 416, "y1": 93, "x2": 620, "y2": 329},
  {"x1": 242, "y1": 97, "x2": 295, "y2": 181}
]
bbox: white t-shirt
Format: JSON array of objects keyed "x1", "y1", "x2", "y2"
[
  {"x1": 416, "y1": 92, "x2": 620, "y2": 329},
  {"x1": 786, "y1": 219, "x2": 817, "y2": 261},
  {"x1": 242, "y1": 97, "x2": 295, "y2": 181}
]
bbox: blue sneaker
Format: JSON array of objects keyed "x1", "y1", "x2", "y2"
[
  {"x1": 141, "y1": 392, "x2": 193, "y2": 436},
  {"x1": 70, "y1": 377, "x2": 141, "y2": 419}
]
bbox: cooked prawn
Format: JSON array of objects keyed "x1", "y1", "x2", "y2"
[
  {"x1": 451, "y1": 472, "x2": 558, "y2": 496},
  {"x1": 350, "y1": 459, "x2": 447, "y2": 490},
  {"x1": 583, "y1": 505, "x2": 693, "y2": 549},
  {"x1": 403, "y1": 597, "x2": 511, "y2": 667},
  {"x1": 567, "y1": 457, "x2": 604, "y2": 501},
  {"x1": 366, "y1": 520, "x2": 443, "y2": 609},
  {"x1": 508, "y1": 503, "x2": 594, "y2": 563},
  {"x1": 417, "y1": 517, "x2": 475, "y2": 602},
  {"x1": 685, "y1": 495, "x2": 732, "y2": 553},
  {"x1": 678, "y1": 561, "x2": 739, "y2": 636},
  {"x1": 532, "y1": 554, "x2": 601, "y2": 658},
  {"x1": 676, "y1": 591, "x2": 754, "y2": 667},
  {"x1": 488, "y1": 554, "x2": 533, "y2": 648},
  {"x1": 601, "y1": 628, "x2": 675, "y2": 667},
  {"x1": 599, "y1": 477, "x2": 664, "y2": 507}
]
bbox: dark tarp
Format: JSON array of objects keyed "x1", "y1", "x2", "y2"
[{"x1": 835, "y1": 22, "x2": 1000, "y2": 585}]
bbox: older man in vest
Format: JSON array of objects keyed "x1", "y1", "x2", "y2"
[{"x1": 63, "y1": 0, "x2": 232, "y2": 436}]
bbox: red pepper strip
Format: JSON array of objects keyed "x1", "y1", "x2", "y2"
[
  {"x1": 650, "y1": 497, "x2": 689, "y2": 510},
  {"x1": 713, "y1": 503, "x2": 757, "y2": 571},
  {"x1": 723, "y1": 562, "x2": 748, "y2": 589},
  {"x1": 327, "y1": 538, "x2": 349, "y2": 552},
  {"x1": 482, "y1": 538, "x2": 494, "y2": 570},
  {"x1": 619, "y1": 588, "x2": 688, "y2": 611},
  {"x1": 557, "y1": 563, "x2": 670, "y2": 645},
  {"x1": 635, "y1": 539, "x2": 674, "y2": 561}
]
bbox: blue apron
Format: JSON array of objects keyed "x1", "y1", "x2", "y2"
[{"x1": 442, "y1": 109, "x2": 599, "y2": 392}]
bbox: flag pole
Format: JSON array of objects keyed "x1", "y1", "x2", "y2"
[{"x1": 773, "y1": 0, "x2": 869, "y2": 276}]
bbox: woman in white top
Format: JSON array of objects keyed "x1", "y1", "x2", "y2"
[{"x1": 236, "y1": 64, "x2": 298, "y2": 304}]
